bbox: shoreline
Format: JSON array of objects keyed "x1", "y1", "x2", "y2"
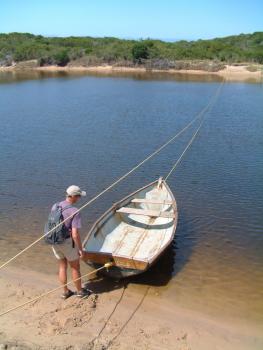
[
  {"x1": 0, "y1": 266, "x2": 262, "y2": 349},
  {"x1": 0, "y1": 64, "x2": 262, "y2": 83}
]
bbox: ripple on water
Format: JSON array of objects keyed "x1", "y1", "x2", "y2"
[{"x1": 0, "y1": 73, "x2": 262, "y2": 326}]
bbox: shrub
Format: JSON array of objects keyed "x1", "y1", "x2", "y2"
[
  {"x1": 132, "y1": 42, "x2": 149, "y2": 62},
  {"x1": 1, "y1": 32, "x2": 263, "y2": 66},
  {"x1": 53, "y1": 50, "x2": 70, "y2": 66},
  {"x1": 38, "y1": 56, "x2": 54, "y2": 66}
]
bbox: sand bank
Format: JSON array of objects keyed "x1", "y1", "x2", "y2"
[
  {"x1": 0, "y1": 266, "x2": 262, "y2": 350},
  {"x1": 36, "y1": 64, "x2": 263, "y2": 82},
  {"x1": 0, "y1": 64, "x2": 262, "y2": 83}
]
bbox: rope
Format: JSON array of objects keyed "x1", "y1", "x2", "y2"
[
  {"x1": 0, "y1": 79, "x2": 226, "y2": 318},
  {"x1": 0, "y1": 79, "x2": 225, "y2": 271},
  {"x1": 165, "y1": 78, "x2": 225, "y2": 180},
  {"x1": 0, "y1": 85, "x2": 221, "y2": 271},
  {"x1": 165, "y1": 117, "x2": 205, "y2": 180},
  {"x1": 0, "y1": 262, "x2": 114, "y2": 317},
  {"x1": 104, "y1": 286, "x2": 150, "y2": 350},
  {"x1": 90, "y1": 283, "x2": 128, "y2": 347}
]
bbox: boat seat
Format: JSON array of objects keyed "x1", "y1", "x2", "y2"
[
  {"x1": 131, "y1": 198, "x2": 173, "y2": 205},
  {"x1": 116, "y1": 207, "x2": 175, "y2": 218}
]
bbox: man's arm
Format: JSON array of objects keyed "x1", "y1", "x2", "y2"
[{"x1": 71, "y1": 228, "x2": 84, "y2": 257}]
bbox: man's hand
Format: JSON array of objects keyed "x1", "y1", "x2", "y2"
[
  {"x1": 72, "y1": 228, "x2": 84, "y2": 259},
  {"x1": 79, "y1": 249, "x2": 86, "y2": 260}
]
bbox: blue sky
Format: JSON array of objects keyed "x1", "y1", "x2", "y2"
[{"x1": 1, "y1": 0, "x2": 262, "y2": 40}]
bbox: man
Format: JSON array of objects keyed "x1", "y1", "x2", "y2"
[{"x1": 51, "y1": 185, "x2": 90, "y2": 299}]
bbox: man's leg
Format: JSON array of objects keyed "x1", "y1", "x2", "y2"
[
  {"x1": 69, "y1": 259, "x2": 82, "y2": 292},
  {"x1": 58, "y1": 258, "x2": 69, "y2": 293}
]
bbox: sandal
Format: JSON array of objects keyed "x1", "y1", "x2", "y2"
[
  {"x1": 61, "y1": 289, "x2": 74, "y2": 300},
  {"x1": 76, "y1": 288, "x2": 92, "y2": 299}
]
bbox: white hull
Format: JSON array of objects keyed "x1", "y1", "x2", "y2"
[{"x1": 83, "y1": 178, "x2": 178, "y2": 277}]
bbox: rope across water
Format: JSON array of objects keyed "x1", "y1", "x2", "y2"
[
  {"x1": 0, "y1": 79, "x2": 225, "y2": 271},
  {"x1": 165, "y1": 78, "x2": 225, "y2": 180},
  {"x1": 0, "y1": 79, "x2": 225, "y2": 318}
]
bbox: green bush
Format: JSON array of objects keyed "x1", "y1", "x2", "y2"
[
  {"x1": 38, "y1": 56, "x2": 54, "y2": 66},
  {"x1": 0, "y1": 32, "x2": 263, "y2": 66},
  {"x1": 254, "y1": 50, "x2": 263, "y2": 64},
  {"x1": 132, "y1": 42, "x2": 149, "y2": 62},
  {"x1": 53, "y1": 50, "x2": 70, "y2": 66}
]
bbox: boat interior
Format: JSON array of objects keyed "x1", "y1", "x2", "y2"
[{"x1": 83, "y1": 180, "x2": 177, "y2": 270}]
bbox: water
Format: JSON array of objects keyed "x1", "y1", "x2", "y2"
[{"x1": 0, "y1": 71, "x2": 262, "y2": 327}]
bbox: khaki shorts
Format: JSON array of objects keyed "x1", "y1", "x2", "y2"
[{"x1": 52, "y1": 239, "x2": 79, "y2": 262}]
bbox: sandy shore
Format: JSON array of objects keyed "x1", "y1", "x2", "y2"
[
  {"x1": 0, "y1": 265, "x2": 262, "y2": 350},
  {"x1": 0, "y1": 64, "x2": 262, "y2": 83},
  {"x1": 31, "y1": 64, "x2": 263, "y2": 82}
]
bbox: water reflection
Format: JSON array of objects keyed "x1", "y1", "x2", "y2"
[{"x1": 0, "y1": 69, "x2": 224, "y2": 84}]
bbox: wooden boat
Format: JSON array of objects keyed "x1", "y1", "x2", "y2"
[{"x1": 83, "y1": 177, "x2": 178, "y2": 278}]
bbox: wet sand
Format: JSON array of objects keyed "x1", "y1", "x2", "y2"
[
  {"x1": 0, "y1": 64, "x2": 262, "y2": 83},
  {"x1": 0, "y1": 265, "x2": 262, "y2": 350}
]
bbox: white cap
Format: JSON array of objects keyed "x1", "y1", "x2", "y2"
[{"x1": 66, "y1": 185, "x2": 86, "y2": 197}]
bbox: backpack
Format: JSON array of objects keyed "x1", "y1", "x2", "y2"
[{"x1": 44, "y1": 203, "x2": 73, "y2": 245}]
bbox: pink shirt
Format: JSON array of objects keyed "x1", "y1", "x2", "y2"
[{"x1": 52, "y1": 200, "x2": 81, "y2": 231}]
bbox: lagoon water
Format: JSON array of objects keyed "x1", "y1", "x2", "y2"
[{"x1": 0, "y1": 71, "x2": 262, "y2": 327}]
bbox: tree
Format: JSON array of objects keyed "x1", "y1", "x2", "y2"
[
  {"x1": 1, "y1": 32, "x2": 263, "y2": 66},
  {"x1": 53, "y1": 50, "x2": 70, "y2": 66},
  {"x1": 254, "y1": 50, "x2": 263, "y2": 63},
  {"x1": 132, "y1": 42, "x2": 149, "y2": 62}
]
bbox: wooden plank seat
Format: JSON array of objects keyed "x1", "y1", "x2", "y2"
[
  {"x1": 131, "y1": 198, "x2": 173, "y2": 205},
  {"x1": 116, "y1": 207, "x2": 175, "y2": 218}
]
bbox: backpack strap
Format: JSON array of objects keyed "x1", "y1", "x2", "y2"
[
  {"x1": 61, "y1": 204, "x2": 73, "y2": 211},
  {"x1": 54, "y1": 203, "x2": 73, "y2": 211},
  {"x1": 59, "y1": 203, "x2": 77, "y2": 249}
]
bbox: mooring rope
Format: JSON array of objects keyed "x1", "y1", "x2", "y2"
[
  {"x1": 165, "y1": 117, "x2": 205, "y2": 180},
  {"x1": 0, "y1": 262, "x2": 114, "y2": 317},
  {"x1": 165, "y1": 78, "x2": 225, "y2": 180},
  {"x1": 0, "y1": 79, "x2": 224, "y2": 271}
]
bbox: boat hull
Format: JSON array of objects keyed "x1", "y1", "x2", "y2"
[
  {"x1": 83, "y1": 178, "x2": 178, "y2": 279},
  {"x1": 86, "y1": 261, "x2": 146, "y2": 279}
]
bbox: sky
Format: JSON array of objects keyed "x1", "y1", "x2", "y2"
[{"x1": 1, "y1": 0, "x2": 262, "y2": 40}]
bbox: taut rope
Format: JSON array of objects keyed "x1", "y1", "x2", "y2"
[
  {"x1": 165, "y1": 78, "x2": 225, "y2": 180},
  {"x1": 0, "y1": 79, "x2": 225, "y2": 271}
]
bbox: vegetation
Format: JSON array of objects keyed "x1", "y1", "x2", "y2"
[
  {"x1": 0, "y1": 32, "x2": 262, "y2": 68},
  {"x1": 132, "y1": 42, "x2": 149, "y2": 62}
]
